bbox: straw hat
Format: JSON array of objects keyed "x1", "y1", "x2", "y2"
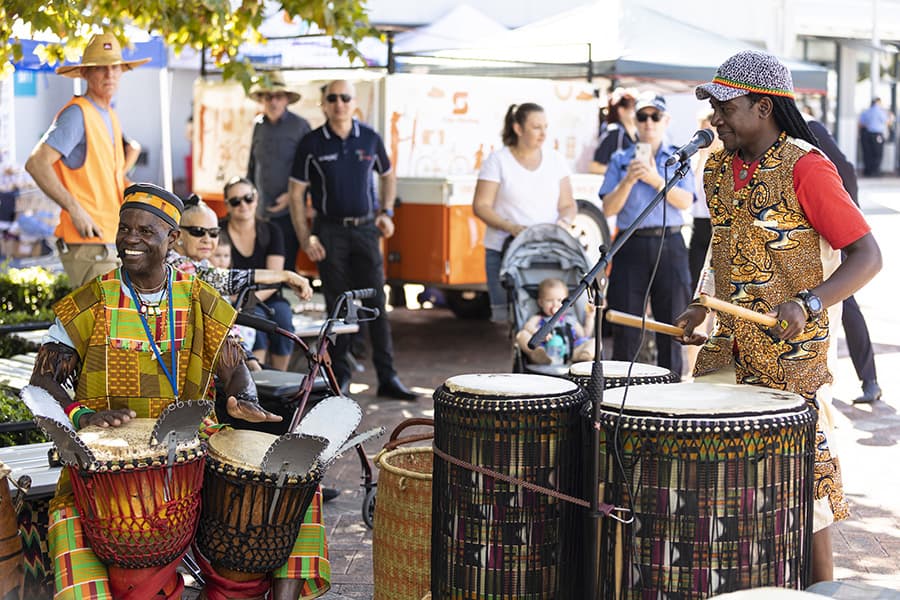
[
  {"x1": 249, "y1": 71, "x2": 301, "y2": 104},
  {"x1": 56, "y1": 32, "x2": 151, "y2": 77}
]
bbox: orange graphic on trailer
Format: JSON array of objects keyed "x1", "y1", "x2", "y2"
[
  {"x1": 452, "y1": 92, "x2": 469, "y2": 115},
  {"x1": 474, "y1": 144, "x2": 485, "y2": 171}
]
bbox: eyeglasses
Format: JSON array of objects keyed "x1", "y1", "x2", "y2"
[
  {"x1": 181, "y1": 226, "x2": 220, "y2": 239},
  {"x1": 227, "y1": 193, "x2": 255, "y2": 207},
  {"x1": 636, "y1": 111, "x2": 663, "y2": 123},
  {"x1": 325, "y1": 93, "x2": 353, "y2": 104}
]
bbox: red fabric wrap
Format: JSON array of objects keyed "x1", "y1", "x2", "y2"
[
  {"x1": 108, "y1": 562, "x2": 184, "y2": 599},
  {"x1": 194, "y1": 549, "x2": 271, "y2": 600}
]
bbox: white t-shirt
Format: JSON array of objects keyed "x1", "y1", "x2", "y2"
[{"x1": 477, "y1": 146, "x2": 571, "y2": 251}]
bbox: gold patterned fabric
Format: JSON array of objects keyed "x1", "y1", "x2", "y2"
[
  {"x1": 53, "y1": 268, "x2": 237, "y2": 416},
  {"x1": 694, "y1": 133, "x2": 849, "y2": 524}
]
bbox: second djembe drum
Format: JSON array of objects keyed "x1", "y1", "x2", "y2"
[
  {"x1": 595, "y1": 382, "x2": 816, "y2": 598},
  {"x1": 432, "y1": 373, "x2": 586, "y2": 599},
  {"x1": 195, "y1": 429, "x2": 322, "y2": 579}
]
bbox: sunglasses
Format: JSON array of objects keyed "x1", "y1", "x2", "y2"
[
  {"x1": 636, "y1": 111, "x2": 663, "y2": 123},
  {"x1": 227, "y1": 193, "x2": 255, "y2": 207},
  {"x1": 325, "y1": 93, "x2": 353, "y2": 104},
  {"x1": 262, "y1": 92, "x2": 287, "y2": 101},
  {"x1": 181, "y1": 226, "x2": 220, "y2": 239}
]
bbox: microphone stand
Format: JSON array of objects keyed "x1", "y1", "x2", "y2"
[{"x1": 527, "y1": 159, "x2": 692, "y2": 599}]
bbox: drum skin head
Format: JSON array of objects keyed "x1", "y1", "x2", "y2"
[
  {"x1": 712, "y1": 588, "x2": 825, "y2": 600},
  {"x1": 152, "y1": 399, "x2": 213, "y2": 445},
  {"x1": 260, "y1": 433, "x2": 328, "y2": 476},
  {"x1": 601, "y1": 382, "x2": 806, "y2": 416},
  {"x1": 569, "y1": 360, "x2": 671, "y2": 379},
  {"x1": 444, "y1": 373, "x2": 577, "y2": 397}
]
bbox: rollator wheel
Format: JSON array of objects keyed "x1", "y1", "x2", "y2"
[{"x1": 362, "y1": 486, "x2": 377, "y2": 529}]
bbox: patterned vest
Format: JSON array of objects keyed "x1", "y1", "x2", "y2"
[
  {"x1": 53, "y1": 268, "x2": 237, "y2": 417},
  {"x1": 52, "y1": 97, "x2": 126, "y2": 244},
  {"x1": 693, "y1": 134, "x2": 833, "y2": 398}
]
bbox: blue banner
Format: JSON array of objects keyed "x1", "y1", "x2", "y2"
[{"x1": 11, "y1": 37, "x2": 167, "y2": 72}]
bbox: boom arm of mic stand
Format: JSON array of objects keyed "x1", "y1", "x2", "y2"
[{"x1": 526, "y1": 161, "x2": 691, "y2": 600}]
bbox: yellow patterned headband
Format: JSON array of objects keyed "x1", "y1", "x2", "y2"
[{"x1": 121, "y1": 183, "x2": 184, "y2": 228}]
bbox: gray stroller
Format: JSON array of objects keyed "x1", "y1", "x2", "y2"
[{"x1": 500, "y1": 223, "x2": 596, "y2": 376}]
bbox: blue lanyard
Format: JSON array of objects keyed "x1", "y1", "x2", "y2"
[{"x1": 122, "y1": 267, "x2": 178, "y2": 400}]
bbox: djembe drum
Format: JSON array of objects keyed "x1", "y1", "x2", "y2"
[
  {"x1": 70, "y1": 418, "x2": 206, "y2": 595},
  {"x1": 594, "y1": 382, "x2": 816, "y2": 598},
  {"x1": 568, "y1": 360, "x2": 679, "y2": 390},
  {"x1": 432, "y1": 373, "x2": 586, "y2": 599},
  {"x1": 195, "y1": 429, "x2": 322, "y2": 582}
]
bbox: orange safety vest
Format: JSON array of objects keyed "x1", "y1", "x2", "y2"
[{"x1": 52, "y1": 96, "x2": 125, "y2": 244}]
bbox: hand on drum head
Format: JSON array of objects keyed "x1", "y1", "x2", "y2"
[
  {"x1": 81, "y1": 409, "x2": 137, "y2": 428},
  {"x1": 225, "y1": 395, "x2": 283, "y2": 423},
  {"x1": 673, "y1": 305, "x2": 709, "y2": 346}
]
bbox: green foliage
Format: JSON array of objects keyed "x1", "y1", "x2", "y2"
[
  {"x1": 0, "y1": 386, "x2": 47, "y2": 447},
  {"x1": 0, "y1": 266, "x2": 70, "y2": 319},
  {"x1": 0, "y1": 0, "x2": 380, "y2": 87},
  {"x1": 0, "y1": 334, "x2": 39, "y2": 359}
]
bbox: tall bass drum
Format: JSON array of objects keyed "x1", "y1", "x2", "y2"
[
  {"x1": 431, "y1": 373, "x2": 586, "y2": 599},
  {"x1": 593, "y1": 382, "x2": 816, "y2": 598}
]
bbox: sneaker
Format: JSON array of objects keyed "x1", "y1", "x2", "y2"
[{"x1": 322, "y1": 487, "x2": 340, "y2": 502}]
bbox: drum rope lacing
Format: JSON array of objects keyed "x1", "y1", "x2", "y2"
[{"x1": 431, "y1": 444, "x2": 632, "y2": 523}]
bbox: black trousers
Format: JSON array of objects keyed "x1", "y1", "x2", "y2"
[
  {"x1": 272, "y1": 213, "x2": 300, "y2": 272},
  {"x1": 314, "y1": 219, "x2": 396, "y2": 386},
  {"x1": 842, "y1": 294, "x2": 877, "y2": 384},
  {"x1": 688, "y1": 217, "x2": 712, "y2": 293},
  {"x1": 607, "y1": 231, "x2": 692, "y2": 375},
  {"x1": 860, "y1": 130, "x2": 884, "y2": 176}
]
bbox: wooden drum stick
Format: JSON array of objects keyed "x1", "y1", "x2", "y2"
[
  {"x1": 605, "y1": 310, "x2": 685, "y2": 337},
  {"x1": 696, "y1": 295, "x2": 778, "y2": 327}
]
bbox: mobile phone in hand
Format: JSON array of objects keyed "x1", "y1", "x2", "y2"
[{"x1": 634, "y1": 142, "x2": 651, "y2": 164}]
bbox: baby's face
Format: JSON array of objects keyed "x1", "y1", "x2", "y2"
[
  {"x1": 210, "y1": 246, "x2": 231, "y2": 269},
  {"x1": 537, "y1": 286, "x2": 566, "y2": 317}
]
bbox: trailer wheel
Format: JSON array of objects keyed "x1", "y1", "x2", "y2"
[
  {"x1": 445, "y1": 290, "x2": 491, "y2": 320},
  {"x1": 573, "y1": 200, "x2": 612, "y2": 264}
]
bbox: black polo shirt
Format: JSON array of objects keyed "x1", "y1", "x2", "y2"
[{"x1": 290, "y1": 119, "x2": 390, "y2": 218}]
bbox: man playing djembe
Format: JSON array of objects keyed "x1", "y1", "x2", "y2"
[{"x1": 29, "y1": 183, "x2": 330, "y2": 599}]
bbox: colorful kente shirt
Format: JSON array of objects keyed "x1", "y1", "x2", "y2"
[{"x1": 52, "y1": 267, "x2": 237, "y2": 417}]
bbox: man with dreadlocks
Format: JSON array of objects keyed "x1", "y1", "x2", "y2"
[{"x1": 674, "y1": 50, "x2": 882, "y2": 583}]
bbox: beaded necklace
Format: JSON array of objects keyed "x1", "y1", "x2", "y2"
[{"x1": 711, "y1": 131, "x2": 786, "y2": 210}]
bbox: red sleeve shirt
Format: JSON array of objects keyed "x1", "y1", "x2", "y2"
[
  {"x1": 792, "y1": 152, "x2": 870, "y2": 250},
  {"x1": 733, "y1": 151, "x2": 870, "y2": 250}
]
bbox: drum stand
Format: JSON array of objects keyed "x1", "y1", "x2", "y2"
[{"x1": 528, "y1": 159, "x2": 692, "y2": 599}]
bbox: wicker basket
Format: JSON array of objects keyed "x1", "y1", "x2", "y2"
[{"x1": 372, "y1": 419, "x2": 433, "y2": 600}]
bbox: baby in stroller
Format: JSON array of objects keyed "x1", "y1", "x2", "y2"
[
  {"x1": 516, "y1": 277, "x2": 595, "y2": 365},
  {"x1": 501, "y1": 223, "x2": 599, "y2": 373}
]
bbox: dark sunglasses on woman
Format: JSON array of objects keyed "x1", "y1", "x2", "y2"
[
  {"x1": 181, "y1": 226, "x2": 220, "y2": 238},
  {"x1": 227, "y1": 193, "x2": 255, "y2": 207},
  {"x1": 636, "y1": 111, "x2": 663, "y2": 123},
  {"x1": 325, "y1": 93, "x2": 353, "y2": 104}
]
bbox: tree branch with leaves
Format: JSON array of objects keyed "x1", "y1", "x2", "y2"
[{"x1": 1, "y1": 0, "x2": 379, "y2": 86}]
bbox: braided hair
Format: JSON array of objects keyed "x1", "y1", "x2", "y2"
[{"x1": 747, "y1": 92, "x2": 819, "y2": 147}]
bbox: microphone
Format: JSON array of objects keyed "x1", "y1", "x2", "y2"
[{"x1": 665, "y1": 129, "x2": 715, "y2": 167}]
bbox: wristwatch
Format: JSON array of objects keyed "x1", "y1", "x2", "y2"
[
  {"x1": 379, "y1": 208, "x2": 394, "y2": 218},
  {"x1": 795, "y1": 289, "x2": 823, "y2": 321}
]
